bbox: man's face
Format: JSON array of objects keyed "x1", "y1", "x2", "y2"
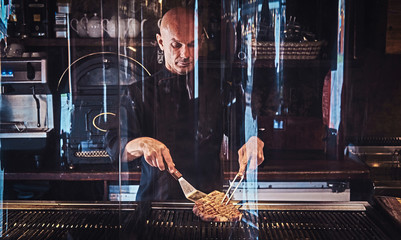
[{"x1": 157, "y1": 21, "x2": 196, "y2": 75}]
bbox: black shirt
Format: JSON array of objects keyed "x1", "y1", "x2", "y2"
[{"x1": 106, "y1": 66, "x2": 232, "y2": 201}]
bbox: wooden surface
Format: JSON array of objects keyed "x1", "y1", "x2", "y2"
[
  {"x1": 375, "y1": 196, "x2": 401, "y2": 228},
  {"x1": 224, "y1": 157, "x2": 370, "y2": 181},
  {"x1": 386, "y1": 0, "x2": 401, "y2": 54},
  {"x1": 4, "y1": 171, "x2": 141, "y2": 181},
  {"x1": 4, "y1": 158, "x2": 369, "y2": 182}
]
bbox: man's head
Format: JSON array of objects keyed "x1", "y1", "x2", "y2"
[{"x1": 156, "y1": 7, "x2": 199, "y2": 75}]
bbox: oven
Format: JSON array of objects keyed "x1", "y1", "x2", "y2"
[{"x1": 58, "y1": 52, "x2": 148, "y2": 169}]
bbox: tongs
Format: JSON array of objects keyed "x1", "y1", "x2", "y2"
[
  {"x1": 169, "y1": 167, "x2": 207, "y2": 202},
  {"x1": 221, "y1": 173, "x2": 244, "y2": 205}
]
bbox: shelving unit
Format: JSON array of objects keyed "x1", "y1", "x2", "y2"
[
  {"x1": 234, "y1": 59, "x2": 333, "y2": 68},
  {"x1": 13, "y1": 37, "x2": 157, "y2": 47}
]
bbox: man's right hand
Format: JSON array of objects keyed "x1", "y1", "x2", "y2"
[{"x1": 123, "y1": 137, "x2": 175, "y2": 173}]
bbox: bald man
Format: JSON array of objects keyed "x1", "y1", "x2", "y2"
[
  {"x1": 106, "y1": 7, "x2": 264, "y2": 201},
  {"x1": 156, "y1": 7, "x2": 197, "y2": 75}
]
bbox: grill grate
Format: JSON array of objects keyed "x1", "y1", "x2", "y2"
[
  {"x1": 0, "y1": 208, "x2": 395, "y2": 239},
  {"x1": 74, "y1": 150, "x2": 110, "y2": 158}
]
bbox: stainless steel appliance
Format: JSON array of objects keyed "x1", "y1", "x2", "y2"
[
  {"x1": 1, "y1": 58, "x2": 53, "y2": 138},
  {"x1": 1, "y1": 58, "x2": 54, "y2": 169},
  {"x1": 346, "y1": 137, "x2": 401, "y2": 197}
]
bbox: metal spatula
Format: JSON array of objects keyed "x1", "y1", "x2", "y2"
[{"x1": 169, "y1": 168, "x2": 207, "y2": 202}]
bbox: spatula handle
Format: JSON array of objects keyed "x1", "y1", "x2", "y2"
[
  {"x1": 163, "y1": 160, "x2": 183, "y2": 180},
  {"x1": 170, "y1": 168, "x2": 182, "y2": 180}
]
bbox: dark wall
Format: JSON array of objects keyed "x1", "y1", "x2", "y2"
[{"x1": 344, "y1": 0, "x2": 401, "y2": 138}]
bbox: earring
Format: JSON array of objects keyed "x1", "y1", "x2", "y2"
[{"x1": 157, "y1": 49, "x2": 164, "y2": 64}]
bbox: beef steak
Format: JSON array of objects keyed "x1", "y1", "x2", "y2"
[{"x1": 192, "y1": 190, "x2": 242, "y2": 222}]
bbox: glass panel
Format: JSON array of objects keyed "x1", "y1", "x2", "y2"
[
  {"x1": 7, "y1": 0, "x2": 401, "y2": 238},
  {"x1": 112, "y1": 0, "x2": 341, "y2": 200},
  {"x1": 57, "y1": 0, "x2": 122, "y2": 201},
  {"x1": 0, "y1": 0, "x2": 342, "y2": 203}
]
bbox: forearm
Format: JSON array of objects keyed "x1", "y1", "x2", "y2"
[{"x1": 123, "y1": 137, "x2": 147, "y2": 162}]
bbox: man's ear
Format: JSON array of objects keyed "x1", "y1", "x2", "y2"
[{"x1": 156, "y1": 33, "x2": 164, "y2": 50}]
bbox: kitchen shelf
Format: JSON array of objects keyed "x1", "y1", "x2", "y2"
[
  {"x1": 11, "y1": 38, "x2": 333, "y2": 68},
  {"x1": 234, "y1": 59, "x2": 334, "y2": 68},
  {"x1": 4, "y1": 157, "x2": 369, "y2": 182},
  {"x1": 4, "y1": 157, "x2": 369, "y2": 201},
  {"x1": 4, "y1": 171, "x2": 141, "y2": 201},
  {"x1": 14, "y1": 37, "x2": 157, "y2": 47},
  {"x1": 224, "y1": 157, "x2": 370, "y2": 181},
  {"x1": 4, "y1": 171, "x2": 141, "y2": 181}
]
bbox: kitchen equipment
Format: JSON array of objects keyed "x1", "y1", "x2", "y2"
[
  {"x1": 25, "y1": 0, "x2": 48, "y2": 37},
  {"x1": 103, "y1": 16, "x2": 118, "y2": 38},
  {"x1": 56, "y1": 1, "x2": 70, "y2": 14},
  {"x1": 126, "y1": 18, "x2": 142, "y2": 38},
  {"x1": 58, "y1": 52, "x2": 149, "y2": 168},
  {"x1": 169, "y1": 167, "x2": 207, "y2": 202},
  {"x1": 103, "y1": 16, "x2": 131, "y2": 39},
  {"x1": 10, "y1": 0, "x2": 49, "y2": 38},
  {"x1": 1, "y1": 58, "x2": 53, "y2": 139},
  {"x1": 4, "y1": 43, "x2": 25, "y2": 58},
  {"x1": 54, "y1": 9, "x2": 68, "y2": 38},
  {"x1": 1, "y1": 58, "x2": 54, "y2": 170},
  {"x1": 1, "y1": 200, "x2": 400, "y2": 239},
  {"x1": 346, "y1": 137, "x2": 401, "y2": 197},
  {"x1": 221, "y1": 172, "x2": 244, "y2": 204},
  {"x1": 70, "y1": 14, "x2": 89, "y2": 37},
  {"x1": 140, "y1": 18, "x2": 161, "y2": 39},
  {"x1": 86, "y1": 13, "x2": 102, "y2": 38}
]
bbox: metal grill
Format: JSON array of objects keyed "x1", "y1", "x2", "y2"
[
  {"x1": 1, "y1": 205, "x2": 396, "y2": 240},
  {"x1": 347, "y1": 143, "x2": 401, "y2": 181},
  {"x1": 74, "y1": 150, "x2": 109, "y2": 158},
  {"x1": 135, "y1": 209, "x2": 392, "y2": 240},
  {"x1": 1, "y1": 209, "x2": 126, "y2": 240}
]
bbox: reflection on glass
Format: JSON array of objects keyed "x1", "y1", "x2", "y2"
[
  {"x1": 0, "y1": 0, "x2": 354, "y2": 237},
  {"x1": 109, "y1": 1, "x2": 266, "y2": 206},
  {"x1": 0, "y1": 157, "x2": 3, "y2": 237},
  {"x1": 329, "y1": 0, "x2": 345, "y2": 131}
]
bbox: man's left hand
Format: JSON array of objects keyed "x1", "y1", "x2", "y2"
[{"x1": 238, "y1": 136, "x2": 265, "y2": 175}]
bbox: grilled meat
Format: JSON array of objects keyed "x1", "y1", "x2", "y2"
[{"x1": 192, "y1": 190, "x2": 242, "y2": 222}]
